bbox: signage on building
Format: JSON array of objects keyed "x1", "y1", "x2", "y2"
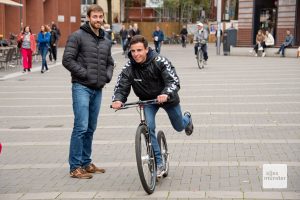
[
  {"x1": 146, "y1": 0, "x2": 163, "y2": 8},
  {"x1": 58, "y1": 15, "x2": 64, "y2": 22},
  {"x1": 70, "y1": 16, "x2": 76, "y2": 23}
]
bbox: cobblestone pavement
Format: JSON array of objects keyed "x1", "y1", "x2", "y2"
[{"x1": 0, "y1": 44, "x2": 299, "y2": 200}]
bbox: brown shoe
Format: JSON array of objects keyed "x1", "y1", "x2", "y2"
[
  {"x1": 85, "y1": 163, "x2": 105, "y2": 174},
  {"x1": 70, "y1": 167, "x2": 93, "y2": 179}
]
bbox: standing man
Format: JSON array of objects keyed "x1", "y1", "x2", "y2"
[
  {"x1": 119, "y1": 24, "x2": 128, "y2": 55},
  {"x1": 111, "y1": 35, "x2": 194, "y2": 177},
  {"x1": 62, "y1": 4, "x2": 114, "y2": 179},
  {"x1": 194, "y1": 22, "x2": 209, "y2": 64},
  {"x1": 180, "y1": 25, "x2": 188, "y2": 48},
  {"x1": 152, "y1": 25, "x2": 164, "y2": 54},
  {"x1": 51, "y1": 22, "x2": 61, "y2": 42},
  {"x1": 49, "y1": 25, "x2": 59, "y2": 63},
  {"x1": 132, "y1": 23, "x2": 141, "y2": 36}
]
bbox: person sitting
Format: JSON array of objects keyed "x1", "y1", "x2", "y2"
[
  {"x1": 252, "y1": 29, "x2": 265, "y2": 56},
  {"x1": 261, "y1": 30, "x2": 274, "y2": 57},
  {"x1": 275, "y1": 29, "x2": 294, "y2": 57}
]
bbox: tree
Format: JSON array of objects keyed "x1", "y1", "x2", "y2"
[{"x1": 163, "y1": 0, "x2": 212, "y2": 22}]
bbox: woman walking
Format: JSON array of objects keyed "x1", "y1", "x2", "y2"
[
  {"x1": 37, "y1": 25, "x2": 50, "y2": 73},
  {"x1": 17, "y1": 26, "x2": 36, "y2": 73}
]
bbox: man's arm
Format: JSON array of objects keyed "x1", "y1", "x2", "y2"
[
  {"x1": 62, "y1": 33, "x2": 87, "y2": 80},
  {"x1": 112, "y1": 64, "x2": 132, "y2": 103},
  {"x1": 105, "y1": 42, "x2": 115, "y2": 83},
  {"x1": 156, "y1": 56, "x2": 180, "y2": 97}
]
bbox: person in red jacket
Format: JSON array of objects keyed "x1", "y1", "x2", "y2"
[{"x1": 17, "y1": 25, "x2": 36, "y2": 73}]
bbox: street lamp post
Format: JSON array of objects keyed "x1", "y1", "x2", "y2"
[{"x1": 216, "y1": 0, "x2": 222, "y2": 55}]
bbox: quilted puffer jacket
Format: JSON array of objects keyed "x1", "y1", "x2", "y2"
[{"x1": 62, "y1": 22, "x2": 114, "y2": 89}]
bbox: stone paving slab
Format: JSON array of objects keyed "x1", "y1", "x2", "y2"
[
  {"x1": 1, "y1": 191, "x2": 300, "y2": 200},
  {"x1": 0, "y1": 45, "x2": 299, "y2": 199}
]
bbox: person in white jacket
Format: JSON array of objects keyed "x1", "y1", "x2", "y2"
[{"x1": 261, "y1": 30, "x2": 274, "y2": 57}]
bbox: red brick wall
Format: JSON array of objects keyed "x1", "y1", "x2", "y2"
[
  {"x1": 0, "y1": 0, "x2": 80, "y2": 47},
  {"x1": 237, "y1": 0, "x2": 254, "y2": 46},
  {"x1": 276, "y1": 0, "x2": 296, "y2": 45}
]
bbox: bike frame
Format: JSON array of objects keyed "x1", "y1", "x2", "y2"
[{"x1": 112, "y1": 99, "x2": 158, "y2": 194}]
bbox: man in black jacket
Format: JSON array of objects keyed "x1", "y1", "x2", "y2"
[
  {"x1": 62, "y1": 4, "x2": 114, "y2": 179},
  {"x1": 111, "y1": 35, "x2": 193, "y2": 177}
]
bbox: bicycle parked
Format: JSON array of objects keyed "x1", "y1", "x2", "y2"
[{"x1": 111, "y1": 99, "x2": 169, "y2": 194}]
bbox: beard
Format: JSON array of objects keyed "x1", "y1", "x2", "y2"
[{"x1": 90, "y1": 21, "x2": 102, "y2": 29}]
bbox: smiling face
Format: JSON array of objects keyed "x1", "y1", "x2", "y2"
[
  {"x1": 87, "y1": 11, "x2": 104, "y2": 30},
  {"x1": 130, "y1": 42, "x2": 148, "y2": 64}
]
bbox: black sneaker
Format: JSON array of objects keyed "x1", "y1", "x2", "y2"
[
  {"x1": 27, "y1": 68, "x2": 31, "y2": 72},
  {"x1": 184, "y1": 111, "x2": 194, "y2": 136}
]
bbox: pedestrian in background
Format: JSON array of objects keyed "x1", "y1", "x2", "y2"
[
  {"x1": 51, "y1": 22, "x2": 61, "y2": 43},
  {"x1": 17, "y1": 25, "x2": 36, "y2": 73},
  {"x1": 194, "y1": 22, "x2": 209, "y2": 64},
  {"x1": 253, "y1": 29, "x2": 265, "y2": 56},
  {"x1": 275, "y1": 29, "x2": 294, "y2": 57},
  {"x1": 180, "y1": 25, "x2": 188, "y2": 48},
  {"x1": 37, "y1": 25, "x2": 50, "y2": 73},
  {"x1": 62, "y1": 4, "x2": 114, "y2": 179},
  {"x1": 152, "y1": 25, "x2": 164, "y2": 54},
  {"x1": 132, "y1": 23, "x2": 141, "y2": 36},
  {"x1": 49, "y1": 25, "x2": 59, "y2": 63},
  {"x1": 119, "y1": 24, "x2": 128, "y2": 55},
  {"x1": 261, "y1": 29, "x2": 274, "y2": 57}
]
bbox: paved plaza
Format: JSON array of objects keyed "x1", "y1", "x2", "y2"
[{"x1": 0, "y1": 44, "x2": 299, "y2": 200}]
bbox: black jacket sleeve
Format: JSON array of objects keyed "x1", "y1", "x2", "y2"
[
  {"x1": 62, "y1": 32, "x2": 87, "y2": 80},
  {"x1": 112, "y1": 62, "x2": 132, "y2": 103},
  {"x1": 156, "y1": 56, "x2": 180, "y2": 97}
]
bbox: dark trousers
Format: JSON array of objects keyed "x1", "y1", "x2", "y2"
[
  {"x1": 194, "y1": 43, "x2": 208, "y2": 61},
  {"x1": 50, "y1": 45, "x2": 57, "y2": 61}
]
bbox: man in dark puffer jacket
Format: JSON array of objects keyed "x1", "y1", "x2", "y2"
[
  {"x1": 62, "y1": 4, "x2": 114, "y2": 179},
  {"x1": 111, "y1": 35, "x2": 194, "y2": 178}
]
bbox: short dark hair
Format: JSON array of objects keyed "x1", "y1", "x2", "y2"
[
  {"x1": 87, "y1": 4, "x2": 104, "y2": 17},
  {"x1": 129, "y1": 35, "x2": 148, "y2": 48}
]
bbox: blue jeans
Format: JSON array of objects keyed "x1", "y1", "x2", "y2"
[
  {"x1": 121, "y1": 38, "x2": 127, "y2": 52},
  {"x1": 69, "y1": 83, "x2": 102, "y2": 171},
  {"x1": 278, "y1": 44, "x2": 291, "y2": 56},
  {"x1": 154, "y1": 41, "x2": 162, "y2": 54},
  {"x1": 40, "y1": 47, "x2": 48, "y2": 71},
  {"x1": 144, "y1": 104, "x2": 190, "y2": 166}
]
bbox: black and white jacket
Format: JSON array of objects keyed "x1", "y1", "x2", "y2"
[{"x1": 112, "y1": 48, "x2": 180, "y2": 107}]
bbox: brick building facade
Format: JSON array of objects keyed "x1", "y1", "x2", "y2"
[
  {"x1": 0, "y1": 0, "x2": 81, "y2": 47},
  {"x1": 237, "y1": 0, "x2": 299, "y2": 46}
]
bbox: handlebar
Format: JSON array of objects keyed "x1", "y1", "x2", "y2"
[{"x1": 110, "y1": 99, "x2": 158, "y2": 110}]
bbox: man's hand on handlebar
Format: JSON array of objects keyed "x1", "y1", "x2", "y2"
[
  {"x1": 111, "y1": 101, "x2": 123, "y2": 109},
  {"x1": 157, "y1": 94, "x2": 168, "y2": 104}
]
